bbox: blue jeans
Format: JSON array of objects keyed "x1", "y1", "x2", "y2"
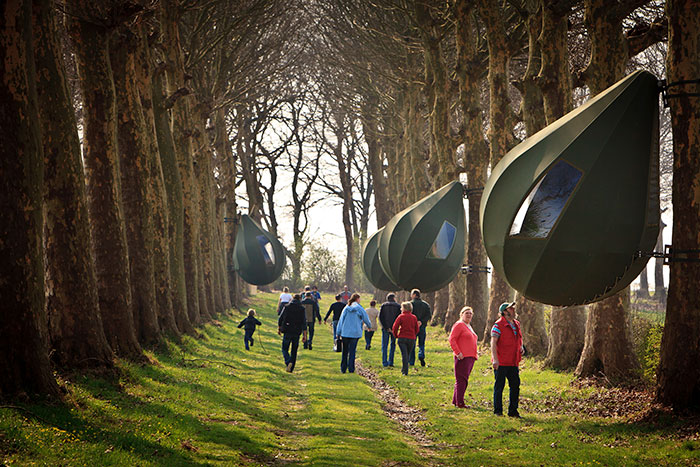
[
  {"x1": 244, "y1": 329, "x2": 254, "y2": 350},
  {"x1": 332, "y1": 320, "x2": 339, "y2": 340},
  {"x1": 282, "y1": 333, "x2": 300, "y2": 371},
  {"x1": 339, "y1": 337, "x2": 359, "y2": 373},
  {"x1": 493, "y1": 366, "x2": 520, "y2": 415},
  {"x1": 409, "y1": 327, "x2": 426, "y2": 365},
  {"x1": 381, "y1": 329, "x2": 396, "y2": 367},
  {"x1": 305, "y1": 321, "x2": 316, "y2": 347},
  {"x1": 364, "y1": 330, "x2": 375, "y2": 349}
]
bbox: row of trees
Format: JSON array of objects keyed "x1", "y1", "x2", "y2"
[
  {"x1": 0, "y1": 0, "x2": 302, "y2": 396},
  {"x1": 1, "y1": 0, "x2": 698, "y2": 412},
  {"x1": 299, "y1": 0, "x2": 696, "y2": 410}
]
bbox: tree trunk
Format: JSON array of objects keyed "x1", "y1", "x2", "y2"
[
  {"x1": 478, "y1": 0, "x2": 514, "y2": 345},
  {"x1": 515, "y1": 294, "x2": 548, "y2": 357},
  {"x1": 33, "y1": 0, "x2": 113, "y2": 368},
  {"x1": 654, "y1": 220, "x2": 666, "y2": 305},
  {"x1": 192, "y1": 114, "x2": 218, "y2": 317},
  {"x1": 638, "y1": 266, "x2": 651, "y2": 299},
  {"x1": 134, "y1": 24, "x2": 179, "y2": 337},
  {"x1": 161, "y1": 0, "x2": 202, "y2": 326},
  {"x1": 67, "y1": 4, "x2": 142, "y2": 358},
  {"x1": 455, "y1": 0, "x2": 489, "y2": 339},
  {"x1": 110, "y1": 27, "x2": 160, "y2": 346},
  {"x1": 575, "y1": 290, "x2": 639, "y2": 381},
  {"x1": 575, "y1": 0, "x2": 640, "y2": 380},
  {"x1": 656, "y1": 0, "x2": 700, "y2": 411},
  {"x1": 0, "y1": 0, "x2": 60, "y2": 397},
  {"x1": 361, "y1": 100, "x2": 391, "y2": 228},
  {"x1": 152, "y1": 70, "x2": 195, "y2": 335},
  {"x1": 545, "y1": 306, "x2": 587, "y2": 369}
]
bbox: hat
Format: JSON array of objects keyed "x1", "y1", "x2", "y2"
[{"x1": 499, "y1": 302, "x2": 515, "y2": 313}]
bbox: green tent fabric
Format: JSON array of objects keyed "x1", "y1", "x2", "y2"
[
  {"x1": 232, "y1": 215, "x2": 286, "y2": 286},
  {"x1": 480, "y1": 70, "x2": 660, "y2": 306},
  {"x1": 361, "y1": 227, "x2": 400, "y2": 291},
  {"x1": 378, "y1": 181, "x2": 466, "y2": 293}
]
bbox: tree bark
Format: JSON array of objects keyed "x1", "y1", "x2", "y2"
[
  {"x1": 161, "y1": 0, "x2": 202, "y2": 325},
  {"x1": 545, "y1": 306, "x2": 587, "y2": 369},
  {"x1": 455, "y1": 0, "x2": 489, "y2": 339},
  {"x1": 134, "y1": 24, "x2": 179, "y2": 337},
  {"x1": 152, "y1": 69, "x2": 195, "y2": 335},
  {"x1": 656, "y1": 0, "x2": 700, "y2": 411},
  {"x1": 0, "y1": 0, "x2": 60, "y2": 397},
  {"x1": 638, "y1": 265, "x2": 651, "y2": 299},
  {"x1": 67, "y1": 3, "x2": 142, "y2": 358},
  {"x1": 654, "y1": 219, "x2": 667, "y2": 305},
  {"x1": 575, "y1": 290, "x2": 639, "y2": 381},
  {"x1": 110, "y1": 26, "x2": 160, "y2": 345},
  {"x1": 575, "y1": 0, "x2": 640, "y2": 380},
  {"x1": 33, "y1": 0, "x2": 113, "y2": 368},
  {"x1": 478, "y1": 0, "x2": 514, "y2": 344}
]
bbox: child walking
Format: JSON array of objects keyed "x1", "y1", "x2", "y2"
[{"x1": 238, "y1": 309, "x2": 262, "y2": 350}]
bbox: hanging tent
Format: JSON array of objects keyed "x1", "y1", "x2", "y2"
[
  {"x1": 232, "y1": 215, "x2": 286, "y2": 286},
  {"x1": 378, "y1": 181, "x2": 466, "y2": 293},
  {"x1": 480, "y1": 70, "x2": 660, "y2": 306},
  {"x1": 361, "y1": 227, "x2": 401, "y2": 291}
]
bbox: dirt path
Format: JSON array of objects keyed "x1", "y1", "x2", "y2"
[{"x1": 355, "y1": 361, "x2": 443, "y2": 465}]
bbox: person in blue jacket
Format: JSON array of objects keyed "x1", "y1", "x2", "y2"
[{"x1": 335, "y1": 293, "x2": 371, "y2": 374}]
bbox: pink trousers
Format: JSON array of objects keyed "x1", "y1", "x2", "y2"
[{"x1": 452, "y1": 356, "x2": 476, "y2": 407}]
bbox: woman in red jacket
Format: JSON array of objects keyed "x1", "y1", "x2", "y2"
[
  {"x1": 448, "y1": 306, "x2": 478, "y2": 408},
  {"x1": 392, "y1": 302, "x2": 421, "y2": 375}
]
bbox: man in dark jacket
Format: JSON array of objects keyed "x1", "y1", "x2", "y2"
[
  {"x1": 409, "y1": 288, "x2": 432, "y2": 367},
  {"x1": 278, "y1": 294, "x2": 308, "y2": 372},
  {"x1": 379, "y1": 293, "x2": 401, "y2": 367},
  {"x1": 324, "y1": 294, "x2": 346, "y2": 349},
  {"x1": 301, "y1": 292, "x2": 321, "y2": 350}
]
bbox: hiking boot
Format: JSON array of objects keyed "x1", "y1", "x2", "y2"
[
  {"x1": 308, "y1": 344, "x2": 312, "y2": 350},
  {"x1": 419, "y1": 357, "x2": 425, "y2": 367},
  {"x1": 286, "y1": 363, "x2": 293, "y2": 372},
  {"x1": 508, "y1": 411, "x2": 522, "y2": 419}
]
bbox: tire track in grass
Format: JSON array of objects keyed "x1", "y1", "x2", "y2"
[{"x1": 355, "y1": 361, "x2": 441, "y2": 465}]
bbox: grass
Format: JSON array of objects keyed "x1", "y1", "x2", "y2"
[
  {"x1": 1, "y1": 293, "x2": 417, "y2": 466},
  {"x1": 1, "y1": 291, "x2": 698, "y2": 466}
]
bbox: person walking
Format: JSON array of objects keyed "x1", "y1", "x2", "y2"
[
  {"x1": 392, "y1": 302, "x2": 421, "y2": 376},
  {"x1": 237, "y1": 309, "x2": 262, "y2": 351},
  {"x1": 324, "y1": 294, "x2": 345, "y2": 349},
  {"x1": 409, "y1": 289, "x2": 432, "y2": 367},
  {"x1": 335, "y1": 293, "x2": 371, "y2": 373},
  {"x1": 311, "y1": 285, "x2": 321, "y2": 302},
  {"x1": 448, "y1": 306, "x2": 478, "y2": 408},
  {"x1": 277, "y1": 294, "x2": 308, "y2": 372},
  {"x1": 339, "y1": 285, "x2": 352, "y2": 304},
  {"x1": 363, "y1": 300, "x2": 379, "y2": 350},
  {"x1": 379, "y1": 293, "x2": 401, "y2": 367},
  {"x1": 277, "y1": 286, "x2": 292, "y2": 315},
  {"x1": 491, "y1": 302, "x2": 523, "y2": 417},
  {"x1": 301, "y1": 292, "x2": 321, "y2": 350}
]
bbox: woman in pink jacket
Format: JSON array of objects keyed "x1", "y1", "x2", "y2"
[{"x1": 448, "y1": 306, "x2": 478, "y2": 408}]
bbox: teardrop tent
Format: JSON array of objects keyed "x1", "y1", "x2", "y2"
[
  {"x1": 480, "y1": 70, "x2": 660, "y2": 306},
  {"x1": 232, "y1": 215, "x2": 286, "y2": 286},
  {"x1": 378, "y1": 181, "x2": 466, "y2": 293},
  {"x1": 361, "y1": 228, "x2": 400, "y2": 291}
]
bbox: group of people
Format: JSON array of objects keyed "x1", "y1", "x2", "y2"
[{"x1": 241, "y1": 285, "x2": 523, "y2": 418}]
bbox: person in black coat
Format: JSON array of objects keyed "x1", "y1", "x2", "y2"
[
  {"x1": 238, "y1": 309, "x2": 262, "y2": 350},
  {"x1": 278, "y1": 294, "x2": 308, "y2": 372},
  {"x1": 301, "y1": 292, "x2": 322, "y2": 350},
  {"x1": 379, "y1": 293, "x2": 401, "y2": 367}
]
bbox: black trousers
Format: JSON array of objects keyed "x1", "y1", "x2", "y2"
[{"x1": 397, "y1": 338, "x2": 415, "y2": 375}]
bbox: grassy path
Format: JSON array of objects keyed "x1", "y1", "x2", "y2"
[
  {"x1": 3, "y1": 291, "x2": 700, "y2": 466},
  {"x1": 1, "y1": 293, "x2": 424, "y2": 466}
]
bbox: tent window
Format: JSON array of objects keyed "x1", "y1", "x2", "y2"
[
  {"x1": 510, "y1": 160, "x2": 582, "y2": 238},
  {"x1": 257, "y1": 235, "x2": 275, "y2": 265},
  {"x1": 427, "y1": 220, "x2": 456, "y2": 259}
]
